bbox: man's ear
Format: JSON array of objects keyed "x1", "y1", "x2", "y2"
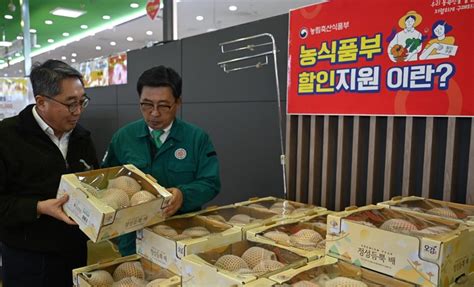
[{"x1": 35, "y1": 95, "x2": 46, "y2": 109}]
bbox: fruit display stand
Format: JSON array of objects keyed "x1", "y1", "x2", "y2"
[
  {"x1": 378, "y1": 196, "x2": 474, "y2": 225},
  {"x1": 136, "y1": 214, "x2": 242, "y2": 275},
  {"x1": 269, "y1": 255, "x2": 416, "y2": 286},
  {"x1": 57, "y1": 164, "x2": 172, "y2": 242},
  {"x1": 234, "y1": 196, "x2": 326, "y2": 219},
  {"x1": 181, "y1": 240, "x2": 307, "y2": 286},
  {"x1": 246, "y1": 211, "x2": 332, "y2": 261},
  {"x1": 73, "y1": 254, "x2": 180, "y2": 286},
  {"x1": 326, "y1": 205, "x2": 474, "y2": 286}
]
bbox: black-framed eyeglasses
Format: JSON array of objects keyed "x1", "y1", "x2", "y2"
[
  {"x1": 44, "y1": 95, "x2": 90, "y2": 113},
  {"x1": 140, "y1": 101, "x2": 175, "y2": 113}
]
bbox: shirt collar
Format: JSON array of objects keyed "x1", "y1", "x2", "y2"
[
  {"x1": 32, "y1": 105, "x2": 72, "y2": 139},
  {"x1": 148, "y1": 121, "x2": 173, "y2": 134}
]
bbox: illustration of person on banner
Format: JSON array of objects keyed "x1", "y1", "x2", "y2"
[
  {"x1": 387, "y1": 10, "x2": 424, "y2": 62},
  {"x1": 420, "y1": 20, "x2": 457, "y2": 60}
]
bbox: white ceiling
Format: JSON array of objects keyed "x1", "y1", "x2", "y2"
[{"x1": 1, "y1": 0, "x2": 319, "y2": 76}]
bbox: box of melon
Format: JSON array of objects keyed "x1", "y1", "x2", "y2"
[
  {"x1": 269, "y1": 256, "x2": 416, "y2": 286},
  {"x1": 57, "y1": 164, "x2": 172, "y2": 242},
  {"x1": 326, "y1": 205, "x2": 474, "y2": 287},
  {"x1": 72, "y1": 254, "x2": 180, "y2": 286},
  {"x1": 235, "y1": 197, "x2": 327, "y2": 219},
  {"x1": 246, "y1": 211, "x2": 332, "y2": 261},
  {"x1": 181, "y1": 240, "x2": 307, "y2": 286},
  {"x1": 378, "y1": 196, "x2": 474, "y2": 226}
]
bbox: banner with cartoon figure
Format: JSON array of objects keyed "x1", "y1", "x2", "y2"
[
  {"x1": 108, "y1": 52, "x2": 128, "y2": 85},
  {"x1": 287, "y1": 0, "x2": 474, "y2": 116}
]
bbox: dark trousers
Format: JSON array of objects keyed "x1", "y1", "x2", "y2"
[{"x1": 1, "y1": 243, "x2": 86, "y2": 287}]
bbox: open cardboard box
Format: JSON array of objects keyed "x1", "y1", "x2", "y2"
[
  {"x1": 181, "y1": 240, "x2": 307, "y2": 286},
  {"x1": 57, "y1": 164, "x2": 172, "y2": 242},
  {"x1": 326, "y1": 205, "x2": 474, "y2": 286},
  {"x1": 378, "y1": 196, "x2": 474, "y2": 225},
  {"x1": 246, "y1": 211, "x2": 331, "y2": 261},
  {"x1": 270, "y1": 256, "x2": 416, "y2": 286},
  {"x1": 73, "y1": 254, "x2": 180, "y2": 286},
  {"x1": 136, "y1": 214, "x2": 242, "y2": 275},
  {"x1": 235, "y1": 196, "x2": 326, "y2": 219},
  {"x1": 192, "y1": 204, "x2": 283, "y2": 238}
]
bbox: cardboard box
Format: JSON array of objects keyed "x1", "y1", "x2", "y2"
[
  {"x1": 192, "y1": 204, "x2": 283, "y2": 238},
  {"x1": 235, "y1": 196, "x2": 326, "y2": 219},
  {"x1": 326, "y1": 205, "x2": 474, "y2": 286},
  {"x1": 73, "y1": 254, "x2": 180, "y2": 286},
  {"x1": 136, "y1": 215, "x2": 242, "y2": 275},
  {"x1": 246, "y1": 211, "x2": 331, "y2": 261},
  {"x1": 378, "y1": 196, "x2": 474, "y2": 225},
  {"x1": 270, "y1": 256, "x2": 416, "y2": 286},
  {"x1": 181, "y1": 240, "x2": 307, "y2": 286},
  {"x1": 57, "y1": 164, "x2": 172, "y2": 242}
]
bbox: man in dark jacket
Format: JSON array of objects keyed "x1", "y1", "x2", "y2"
[{"x1": 0, "y1": 60, "x2": 99, "y2": 286}]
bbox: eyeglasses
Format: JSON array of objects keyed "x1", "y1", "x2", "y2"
[
  {"x1": 140, "y1": 101, "x2": 175, "y2": 113},
  {"x1": 44, "y1": 95, "x2": 90, "y2": 113}
]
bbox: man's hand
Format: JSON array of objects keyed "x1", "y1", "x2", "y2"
[
  {"x1": 37, "y1": 195, "x2": 77, "y2": 225},
  {"x1": 164, "y1": 187, "x2": 183, "y2": 217}
]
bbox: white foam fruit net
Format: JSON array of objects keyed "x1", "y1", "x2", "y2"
[
  {"x1": 112, "y1": 276, "x2": 148, "y2": 287},
  {"x1": 130, "y1": 190, "x2": 156, "y2": 206},
  {"x1": 241, "y1": 246, "x2": 277, "y2": 269},
  {"x1": 214, "y1": 254, "x2": 249, "y2": 272},
  {"x1": 107, "y1": 175, "x2": 141, "y2": 198},
  {"x1": 252, "y1": 259, "x2": 285, "y2": 275},
  {"x1": 112, "y1": 261, "x2": 145, "y2": 282},
  {"x1": 101, "y1": 188, "x2": 130, "y2": 209},
  {"x1": 182, "y1": 226, "x2": 211, "y2": 237},
  {"x1": 83, "y1": 270, "x2": 114, "y2": 286}
]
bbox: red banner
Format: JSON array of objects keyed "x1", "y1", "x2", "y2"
[{"x1": 287, "y1": 0, "x2": 474, "y2": 116}]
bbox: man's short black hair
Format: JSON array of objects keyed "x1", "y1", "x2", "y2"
[
  {"x1": 29, "y1": 59, "x2": 83, "y2": 98},
  {"x1": 137, "y1": 66, "x2": 182, "y2": 99}
]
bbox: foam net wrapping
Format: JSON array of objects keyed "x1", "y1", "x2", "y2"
[
  {"x1": 83, "y1": 270, "x2": 114, "y2": 286},
  {"x1": 344, "y1": 208, "x2": 459, "y2": 238},
  {"x1": 130, "y1": 190, "x2": 156, "y2": 206},
  {"x1": 214, "y1": 254, "x2": 249, "y2": 272},
  {"x1": 113, "y1": 261, "x2": 145, "y2": 282},
  {"x1": 241, "y1": 246, "x2": 277, "y2": 269},
  {"x1": 395, "y1": 198, "x2": 473, "y2": 220}
]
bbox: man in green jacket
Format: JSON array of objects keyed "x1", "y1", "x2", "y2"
[{"x1": 102, "y1": 66, "x2": 220, "y2": 255}]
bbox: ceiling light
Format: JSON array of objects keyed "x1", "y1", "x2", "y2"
[
  {"x1": 34, "y1": 44, "x2": 41, "y2": 48},
  {"x1": 45, "y1": 20, "x2": 53, "y2": 25},
  {"x1": 29, "y1": 29, "x2": 37, "y2": 33},
  {"x1": 196, "y1": 16, "x2": 204, "y2": 21},
  {"x1": 96, "y1": 45, "x2": 101, "y2": 50},
  {"x1": 50, "y1": 7, "x2": 86, "y2": 18},
  {"x1": 4, "y1": 15, "x2": 13, "y2": 20},
  {"x1": 130, "y1": 3, "x2": 139, "y2": 8},
  {"x1": 71, "y1": 59, "x2": 76, "y2": 63},
  {"x1": 17, "y1": 35, "x2": 23, "y2": 40},
  {"x1": 102, "y1": 15, "x2": 111, "y2": 20},
  {"x1": 146, "y1": 30, "x2": 153, "y2": 36},
  {"x1": 0, "y1": 60, "x2": 4, "y2": 64},
  {"x1": 229, "y1": 5, "x2": 238, "y2": 11},
  {"x1": 71, "y1": 53, "x2": 77, "y2": 57},
  {"x1": 14, "y1": 52, "x2": 20, "y2": 57},
  {"x1": 61, "y1": 56, "x2": 67, "y2": 60},
  {"x1": 126, "y1": 36, "x2": 133, "y2": 41},
  {"x1": 62, "y1": 32, "x2": 70, "y2": 37},
  {"x1": 80, "y1": 24, "x2": 88, "y2": 29},
  {"x1": 48, "y1": 39, "x2": 54, "y2": 43},
  {"x1": 110, "y1": 41, "x2": 116, "y2": 46},
  {"x1": 207, "y1": 28, "x2": 217, "y2": 32},
  {"x1": 4, "y1": 73, "x2": 7, "y2": 77}
]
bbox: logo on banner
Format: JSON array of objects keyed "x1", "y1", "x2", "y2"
[
  {"x1": 174, "y1": 148, "x2": 187, "y2": 160},
  {"x1": 300, "y1": 27, "x2": 309, "y2": 39},
  {"x1": 146, "y1": 0, "x2": 161, "y2": 21}
]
